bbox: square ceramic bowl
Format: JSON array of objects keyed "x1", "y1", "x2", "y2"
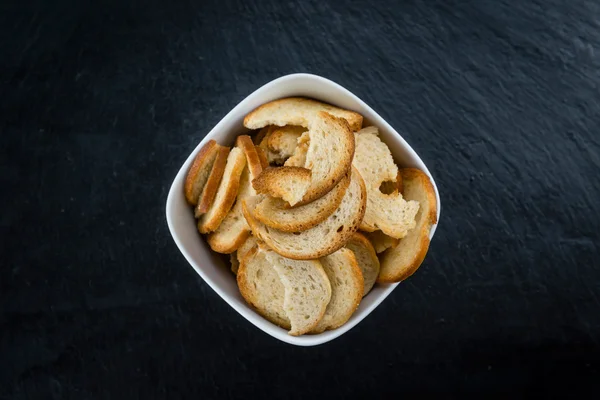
[{"x1": 166, "y1": 73, "x2": 441, "y2": 346}]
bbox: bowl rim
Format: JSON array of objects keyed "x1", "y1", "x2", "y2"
[{"x1": 166, "y1": 73, "x2": 441, "y2": 346}]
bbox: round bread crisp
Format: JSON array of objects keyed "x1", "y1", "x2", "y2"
[
  {"x1": 378, "y1": 168, "x2": 438, "y2": 283},
  {"x1": 311, "y1": 248, "x2": 364, "y2": 333},
  {"x1": 265, "y1": 251, "x2": 332, "y2": 336},
  {"x1": 243, "y1": 97, "x2": 363, "y2": 132},
  {"x1": 253, "y1": 170, "x2": 351, "y2": 232},
  {"x1": 184, "y1": 140, "x2": 220, "y2": 205},
  {"x1": 237, "y1": 247, "x2": 291, "y2": 329},
  {"x1": 242, "y1": 167, "x2": 367, "y2": 260}
]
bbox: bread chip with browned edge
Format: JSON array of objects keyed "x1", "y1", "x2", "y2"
[
  {"x1": 184, "y1": 140, "x2": 220, "y2": 205},
  {"x1": 252, "y1": 112, "x2": 355, "y2": 206},
  {"x1": 194, "y1": 146, "x2": 231, "y2": 216},
  {"x1": 243, "y1": 167, "x2": 367, "y2": 260},
  {"x1": 207, "y1": 136, "x2": 264, "y2": 253},
  {"x1": 265, "y1": 251, "x2": 331, "y2": 336},
  {"x1": 378, "y1": 168, "x2": 438, "y2": 283},
  {"x1": 311, "y1": 248, "x2": 363, "y2": 333},
  {"x1": 353, "y1": 127, "x2": 419, "y2": 239},
  {"x1": 253, "y1": 170, "x2": 350, "y2": 232},
  {"x1": 237, "y1": 247, "x2": 290, "y2": 329},
  {"x1": 244, "y1": 97, "x2": 363, "y2": 132},
  {"x1": 197, "y1": 147, "x2": 246, "y2": 234},
  {"x1": 252, "y1": 166, "x2": 311, "y2": 206}
]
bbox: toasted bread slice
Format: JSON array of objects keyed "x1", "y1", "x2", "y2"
[
  {"x1": 237, "y1": 247, "x2": 290, "y2": 329},
  {"x1": 253, "y1": 170, "x2": 351, "y2": 232},
  {"x1": 297, "y1": 112, "x2": 355, "y2": 204},
  {"x1": 345, "y1": 233, "x2": 380, "y2": 296},
  {"x1": 244, "y1": 97, "x2": 363, "y2": 132},
  {"x1": 243, "y1": 168, "x2": 367, "y2": 260},
  {"x1": 378, "y1": 169, "x2": 438, "y2": 283},
  {"x1": 363, "y1": 230, "x2": 400, "y2": 254},
  {"x1": 311, "y1": 248, "x2": 364, "y2": 333},
  {"x1": 353, "y1": 128, "x2": 419, "y2": 238},
  {"x1": 252, "y1": 113, "x2": 355, "y2": 206},
  {"x1": 194, "y1": 146, "x2": 230, "y2": 216},
  {"x1": 258, "y1": 125, "x2": 306, "y2": 165},
  {"x1": 197, "y1": 147, "x2": 246, "y2": 234},
  {"x1": 207, "y1": 136, "x2": 264, "y2": 253},
  {"x1": 252, "y1": 166, "x2": 312, "y2": 206},
  {"x1": 265, "y1": 251, "x2": 332, "y2": 336},
  {"x1": 184, "y1": 140, "x2": 220, "y2": 205}
]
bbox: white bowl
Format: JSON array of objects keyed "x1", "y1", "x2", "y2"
[{"x1": 166, "y1": 73, "x2": 441, "y2": 346}]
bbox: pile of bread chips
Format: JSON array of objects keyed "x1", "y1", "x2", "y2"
[{"x1": 184, "y1": 98, "x2": 437, "y2": 336}]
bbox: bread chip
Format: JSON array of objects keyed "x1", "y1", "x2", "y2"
[
  {"x1": 194, "y1": 146, "x2": 230, "y2": 216},
  {"x1": 197, "y1": 147, "x2": 246, "y2": 234},
  {"x1": 207, "y1": 136, "x2": 264, "y2": 252},
  {"x1": 252, "y1": 166, "x2": 311, "y2": 206},
  {"x1": 345, "y1": 233, "x2": 380, "y2": 296},
  {"x1": 378, "y1": 169, "x2": 438, "y2": 283},
  {"x1": 253, "y1": 170, "x2": 350, "y2": 232},
  {"x1": 252, "y1": 112, "x2": 355, "y2": 206},
  {"x1": 244, "y1": 97, "x2": 363, "y2": 132},
  {"x1": 237, "y1": 247, "x2": 290, "y2": 329},
  {"x1": 353, "y1": 127, "x2": 419, "y2": 239},
  {"x1": 311, "y1": 248, "x2": 363, "y2": 333},
  {"x1": 265, "y1": 251, "x2": 332, "y2": 336},
  {"x1": 184, "y1": 140, "x2": 220, "y2": 205},
  {"x1": 242, "y1": 168, "x2": 367, "y2": 260}
]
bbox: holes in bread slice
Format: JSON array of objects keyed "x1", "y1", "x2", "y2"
[{"x1": 379, "y1": 180, "x2": 397, "y2": 195}]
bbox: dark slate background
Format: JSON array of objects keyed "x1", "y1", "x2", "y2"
[{"x1": 2, "y1": 0, "x2": 600, "y2": 397}]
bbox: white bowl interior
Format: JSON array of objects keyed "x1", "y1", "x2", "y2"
[{"x1": 166, "y1": 73, "x2": 441, "y2": 346}]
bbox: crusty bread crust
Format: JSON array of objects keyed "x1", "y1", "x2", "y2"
[
  {"x1": 236, "y1": 135, "x2": 262, "y2": 180},
  {"x1": 378, "y1": 168, "x2": 438, "y2": 283},
  {"x1": 195, "y1": 146, "x2": 230, "y2": 216},
  {"x1": 184, "y1": 140, "x2": 219, "y2": 205},
  {"x1": 197, "y1": 147, "x2": 246, "y2": 234},
  {"x1": 206, "y1": 136, "x2": 266, "y2": 252},
  {"x1": 294, "y1": 112, "x2": 355, "y2": 205},
  {"x1": 243, "y1": 97, "x2": 363, "y2": 132},
  {"x1": 253, "y1": 170, "x2": 351, "y2": 232},
  {"x1": 242, "y1": 168, "x2": 367, "y2": 260}
]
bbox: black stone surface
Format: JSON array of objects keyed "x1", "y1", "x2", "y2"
[{"x1": 2, "y1": 0, "x2": 600, "y2": 397}]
